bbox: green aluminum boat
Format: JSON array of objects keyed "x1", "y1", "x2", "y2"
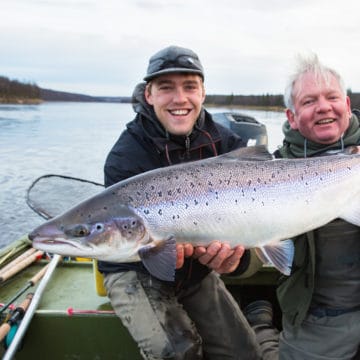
[{"x1": 0, "y1": 237, "x2": 280, "y2": 360}]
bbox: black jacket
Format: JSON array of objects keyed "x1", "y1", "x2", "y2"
[{"x1": 98, "y1": 83, "x2": 245, "y2": 288}]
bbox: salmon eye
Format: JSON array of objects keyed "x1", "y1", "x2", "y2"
[{"x1": 66, "y1": 225, "x2": 90, "y2": 237}]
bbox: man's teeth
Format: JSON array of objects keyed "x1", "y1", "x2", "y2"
[
  {"x1": 317, "y1": 119, "x2": 334, "y2": 124},
  {"x1": 170, "y1": 109, "x2": 189, "y2": 115}
]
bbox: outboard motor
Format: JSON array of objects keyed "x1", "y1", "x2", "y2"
[{"x1": 213, "y1": 112, "x2": 268, "y2": 147}]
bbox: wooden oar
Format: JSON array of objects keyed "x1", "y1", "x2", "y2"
[
  {"x1": 0, "y1": 261, "x2": 51, "y2": 315},
  {"x1": 2, "y1": 254, "x2": 61, "y2": 360},
  {"x1": 0, "y1": 250, "x2": 44, "y2": 283},
  {"x1": 0, "y1": 293, "x2": 33, "y2": 342}
]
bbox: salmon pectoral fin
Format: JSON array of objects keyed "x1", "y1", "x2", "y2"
[
  {"x1": 255, "y1": 239, "x2": 294, "y2": 276},
  {"x1": 138, "y1": 236, "x2": 177, "y2": 282}
]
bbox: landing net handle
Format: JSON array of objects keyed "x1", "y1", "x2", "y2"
[{"x1": 26, "y1": 174, "x2": 104, "y2": 220}]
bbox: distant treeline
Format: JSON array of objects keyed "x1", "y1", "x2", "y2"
[
  {"x1": 206, "y1": 92, "x2": 360, "y2": 109},
  {"x1": 0, "y1": 76, "x2": 40, "y2": 101},
  {"x1": 0, "y1": 76, "x2": 130, "y2": 103},
  {"x1": 38, "y1": 88, "x2": 131, "y2": 103},
  {"x1": 347, "y1": 90, "x2": 360, "y2": 110},
  {"x1": 205, "y1": 94, "x2": 284, "y2": 108},
  {"x1": 2, "y1": 75, "x2": 360, "y2": 108}
]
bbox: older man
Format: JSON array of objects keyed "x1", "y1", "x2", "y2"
[{"x1": 245, "y1": 54, "x2": 360, "y2": 360}]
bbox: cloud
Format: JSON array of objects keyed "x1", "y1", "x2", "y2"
[{"x1": 1, "y1": 0, "x2": 360, "y2": 96}]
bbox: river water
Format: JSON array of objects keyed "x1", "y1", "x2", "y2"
[{"x1": 0, "y1": 102, "x2": 286, "y2": 248}]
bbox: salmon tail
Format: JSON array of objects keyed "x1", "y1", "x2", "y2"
[
  {"x1": 255, "y1": 239, "x2": 294, "y2": 276},
  {"x1": 138, "y1": 236, "x2": 177, "y2": 281}
]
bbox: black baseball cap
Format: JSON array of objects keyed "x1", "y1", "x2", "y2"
[{"x1": 144, "y1": 45, "x2": 204, "y2": 82}]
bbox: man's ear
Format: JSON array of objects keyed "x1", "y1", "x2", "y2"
[
  {"x1": 286, "y1": 108, "x2": 298, "y2": 130},
  {"x1": 346, "y1": 95, "x2": 352, "y2": 117},
  {"x1": 144, "y1": 84, "x2": 153, "y2": 105},
  {"x1": 201, "y1": 83, "x2": 206, "y2": 103}
]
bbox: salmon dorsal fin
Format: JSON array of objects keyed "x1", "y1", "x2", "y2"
[{"x1": 220, "y1": 145, "x2": 273, "y2": 161}]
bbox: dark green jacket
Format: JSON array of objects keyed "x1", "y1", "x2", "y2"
[{"x1": 274, "y1": 112, "x2": 360, "y2": 328}]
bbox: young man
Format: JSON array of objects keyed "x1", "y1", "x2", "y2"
[
  {"x1": 245, "y1": 54, "x2": 360, "y2": 360},
  {"x1": 99, "y1": 45, "x2": 261, "y2": 359}
]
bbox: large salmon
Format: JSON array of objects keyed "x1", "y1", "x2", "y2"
[{"x1": 29, "y1": 146, "x2": 360, "y2": 281}]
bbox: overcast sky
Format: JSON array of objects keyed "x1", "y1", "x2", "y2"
[{"x1": 2, "y1": 0, "x2": 360, "y2": 97}]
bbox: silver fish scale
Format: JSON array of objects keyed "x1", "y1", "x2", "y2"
[
  {"x1": 29, "y1": 149, "x2": 360, "y2": 276},
  {"x1": 105, "y1": 153, "x2": 360, "y2": 248}
]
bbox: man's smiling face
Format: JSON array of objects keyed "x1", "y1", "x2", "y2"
[
  {"x1": 145, "y1": 73, "x2": 205, "y2": 135},
  {"x1": 286, "y1": 71, "x2": 351, "y2": 144}
]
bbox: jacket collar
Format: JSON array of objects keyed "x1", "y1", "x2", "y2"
[{"x1": 277, "y1": 114, "x2": 360, "y2": 158}]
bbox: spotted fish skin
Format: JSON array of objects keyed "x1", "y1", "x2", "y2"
[{"x1": 29, "y1": 146, "x2": 360, "y2": 281}]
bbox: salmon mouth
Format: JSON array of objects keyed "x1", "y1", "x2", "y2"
[{"x1": 32, "y1": 238, "x2": 88, "y2": 250}]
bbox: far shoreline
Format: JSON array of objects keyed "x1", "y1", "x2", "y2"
[
  {"x1": 0, "y1": 98, "x2": 42, "y2": 105},
  {"x1": 204, "y1": 103, "x2": 284, "y2": 112},
  {"x1": 0, "y1": 98, "x2": 285, "y2": 111}
]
